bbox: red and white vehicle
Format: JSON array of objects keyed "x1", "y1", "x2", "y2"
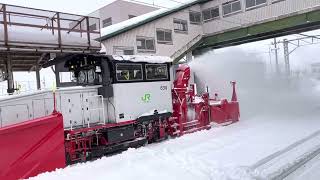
[{"x1": 0, "y1": 54, "x2": 239, "y2": 180}]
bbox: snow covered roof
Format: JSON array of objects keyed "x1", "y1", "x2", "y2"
[
  {"x1": 98, "y1": 0, "x2": 209, "y2": 42},
  {"x1": 0, "y1": 27, "x2": 100, "y2": 48},
  {"x1": 43, "y1": 54, "x2": 172, "y2": 68},
  {"x1": 97, "y1": 0, "x2": 159, "y2": 10}
]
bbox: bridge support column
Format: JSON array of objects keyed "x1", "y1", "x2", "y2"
[
  {"x1": 35, "y1": 63, "x2": 41, "y2": 90},
  {"x1": 185, "y1": 51, "x2": 193, "y2": 63},
  {"x1": 5, "y1": 54, "x2": 14, "y2": 94}
]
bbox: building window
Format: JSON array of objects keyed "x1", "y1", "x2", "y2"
[
  {"x1": 128, "y1": 15, "x2": 136, "y2": 19},
  {"x1": 246, "y1": 0, "x2": 267, "y2": 9},
  {"x1": 114, "y1": 46, "x2": 134, "y2": 55},
  {"x1": 156, "y1": 29, "x2": 172, "y2": 44},
  {"x1": 223, "y1": 0, "x2": 242, "y2": 16},
  {"x1": 136, "y1": 36, "x2": 156, "y2": 52},
  {"x1": 189, "y1": 11, "x2": 201, "y2": 24},
  {"x1": 89, "y1": 23, "x2": 97, "y2": 31},
  {"x1": 202, "y1": 7, "x2": 220, "y2": 21},
  {"x1": 102, "y1": 17, "x2": 112, "y2": 28},
  {"x1": 116, "y1": 63, "x2": 143, "y2": 81},
  {"x1": 173, "y1": 19, "x2": 188, "y2": 33},
  {"x1": 146, "y1": 64, "x2": 169, "y2": 80}
]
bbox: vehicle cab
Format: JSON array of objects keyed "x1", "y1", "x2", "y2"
[{"x1": 46, "y1": 54, "x2": 173, "y2": 125}]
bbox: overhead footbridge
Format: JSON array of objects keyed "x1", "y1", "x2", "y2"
[
  {"x1": 0, "y1": 3, "x2": 101, "y2": 93},
  {"x1": 98, "y1": 0, "x2": 320, "y2": 63}
]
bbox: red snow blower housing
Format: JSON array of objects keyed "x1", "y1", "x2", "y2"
[{"x1": 170, "y1": 64, "x2": 240, "y2": 136}]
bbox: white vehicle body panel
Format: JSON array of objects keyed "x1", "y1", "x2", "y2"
[
  {"x1": 0, "y1": 81, "x2": 173, "y2": 128},
  {"x1": 0, "y1": 87, "x2": 102, "y2": 129},
  {"x1": 110, "y1": 81, "x2": 172, "y2": 123}
]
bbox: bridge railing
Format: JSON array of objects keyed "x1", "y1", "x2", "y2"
[
  {"x1": 171, "y1": 34, "x2": 202, "y2": 62},
  {"x1": 0, "y1": 3, "x2": 101, "y2": 52}
]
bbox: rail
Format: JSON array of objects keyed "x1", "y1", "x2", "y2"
[
  {"x1": 251, "y1": 130, "x2": 320, "y2": 179},
  {"x1": 276, "y1": 145, "x2": 320, "y2": 180}
]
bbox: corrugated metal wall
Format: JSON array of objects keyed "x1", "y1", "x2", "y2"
[
  {"x1": 102, "y1": 4, "x2": 203, "y2": 57},
  {"x1": 202, "y1": 0, "x2": 320, "y2": 35}
]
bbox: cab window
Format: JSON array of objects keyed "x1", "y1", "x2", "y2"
[
  {"x1": 116, "y1": 63, "x2": 143, "y2": 81},
  {"x1": 145, "y1": 64, "x2": 168, "y2": 80}
]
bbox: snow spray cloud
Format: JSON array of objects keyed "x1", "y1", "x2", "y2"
[{"x1": 189, "y1": 49, "x2": 320, "y2": 120}]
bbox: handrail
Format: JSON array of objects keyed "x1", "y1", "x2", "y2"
[
  {"x1": 171, "y1": 34, "x2": 202, "y2": 61},
  {"x1": 0, "y1": 3, "x2": 101, "y2": 52}
]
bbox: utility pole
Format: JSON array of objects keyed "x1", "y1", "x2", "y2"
[
  {"x1": 273, "y1": 38, "x2": 280, "y2": 75},
  {"x1": 277, "y1": 34, "x2": 320, "y2": 78},
  {"x1": 283, "y1": 39, "x2": 291, "y2": 76}
]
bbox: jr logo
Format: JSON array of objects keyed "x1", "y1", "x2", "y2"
[{"x1": 141, "y1": 93, "x2": 151, "y2": 103}]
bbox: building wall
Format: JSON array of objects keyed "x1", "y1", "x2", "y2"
[
  {"x1": 202, "y1": 0, "x2": 320, "y2": 35},
  {"x1": 89, "y1": 0, "x2": 158, "y2": 28},
  {"x1": 102, "y1": 4, "x2": 203, "y2": 56},
  {"x1": 101, "y1": 0, "x2": 320, "y2": 57}
]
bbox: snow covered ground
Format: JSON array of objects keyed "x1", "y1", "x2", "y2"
[
  {"x1": 30, "y1": 116, "x2": 320, "y2": 180},
  {"x1": 30, "y1": 50, "x2": 320, "y2": 180}
]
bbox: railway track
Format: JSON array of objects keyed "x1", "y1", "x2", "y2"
[{"x1": 250, "y1": 130, "x2": 320, "y2": 180}]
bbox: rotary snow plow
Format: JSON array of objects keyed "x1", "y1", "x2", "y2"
[
  {"x1": 169, "y1": 64, "x2": 240, "y2": 136},
  {"x1": 0, "y1": 55, "x2": 239, "y2": 179}
]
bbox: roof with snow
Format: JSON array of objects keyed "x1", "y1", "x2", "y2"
[
  {"x1": 91, "y1": 0, "x2": 159, "y2": 14},
  {"x1": 112, "y1": 55, "x2": 172, "y2": 63},
  {"x1": 43, "y1": 54, "x2": 172, "y2": 68},
  {"x1": 98, "y1": 0, "x2": 209, "y2": 42}
]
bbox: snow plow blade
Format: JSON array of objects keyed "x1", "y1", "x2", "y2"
[
  {"x1": 210, "y1": 101, "x2": 240, "y2": 124},
  {"x1": 0, "y1": 113, "x2": 66, "y2": 180}
]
